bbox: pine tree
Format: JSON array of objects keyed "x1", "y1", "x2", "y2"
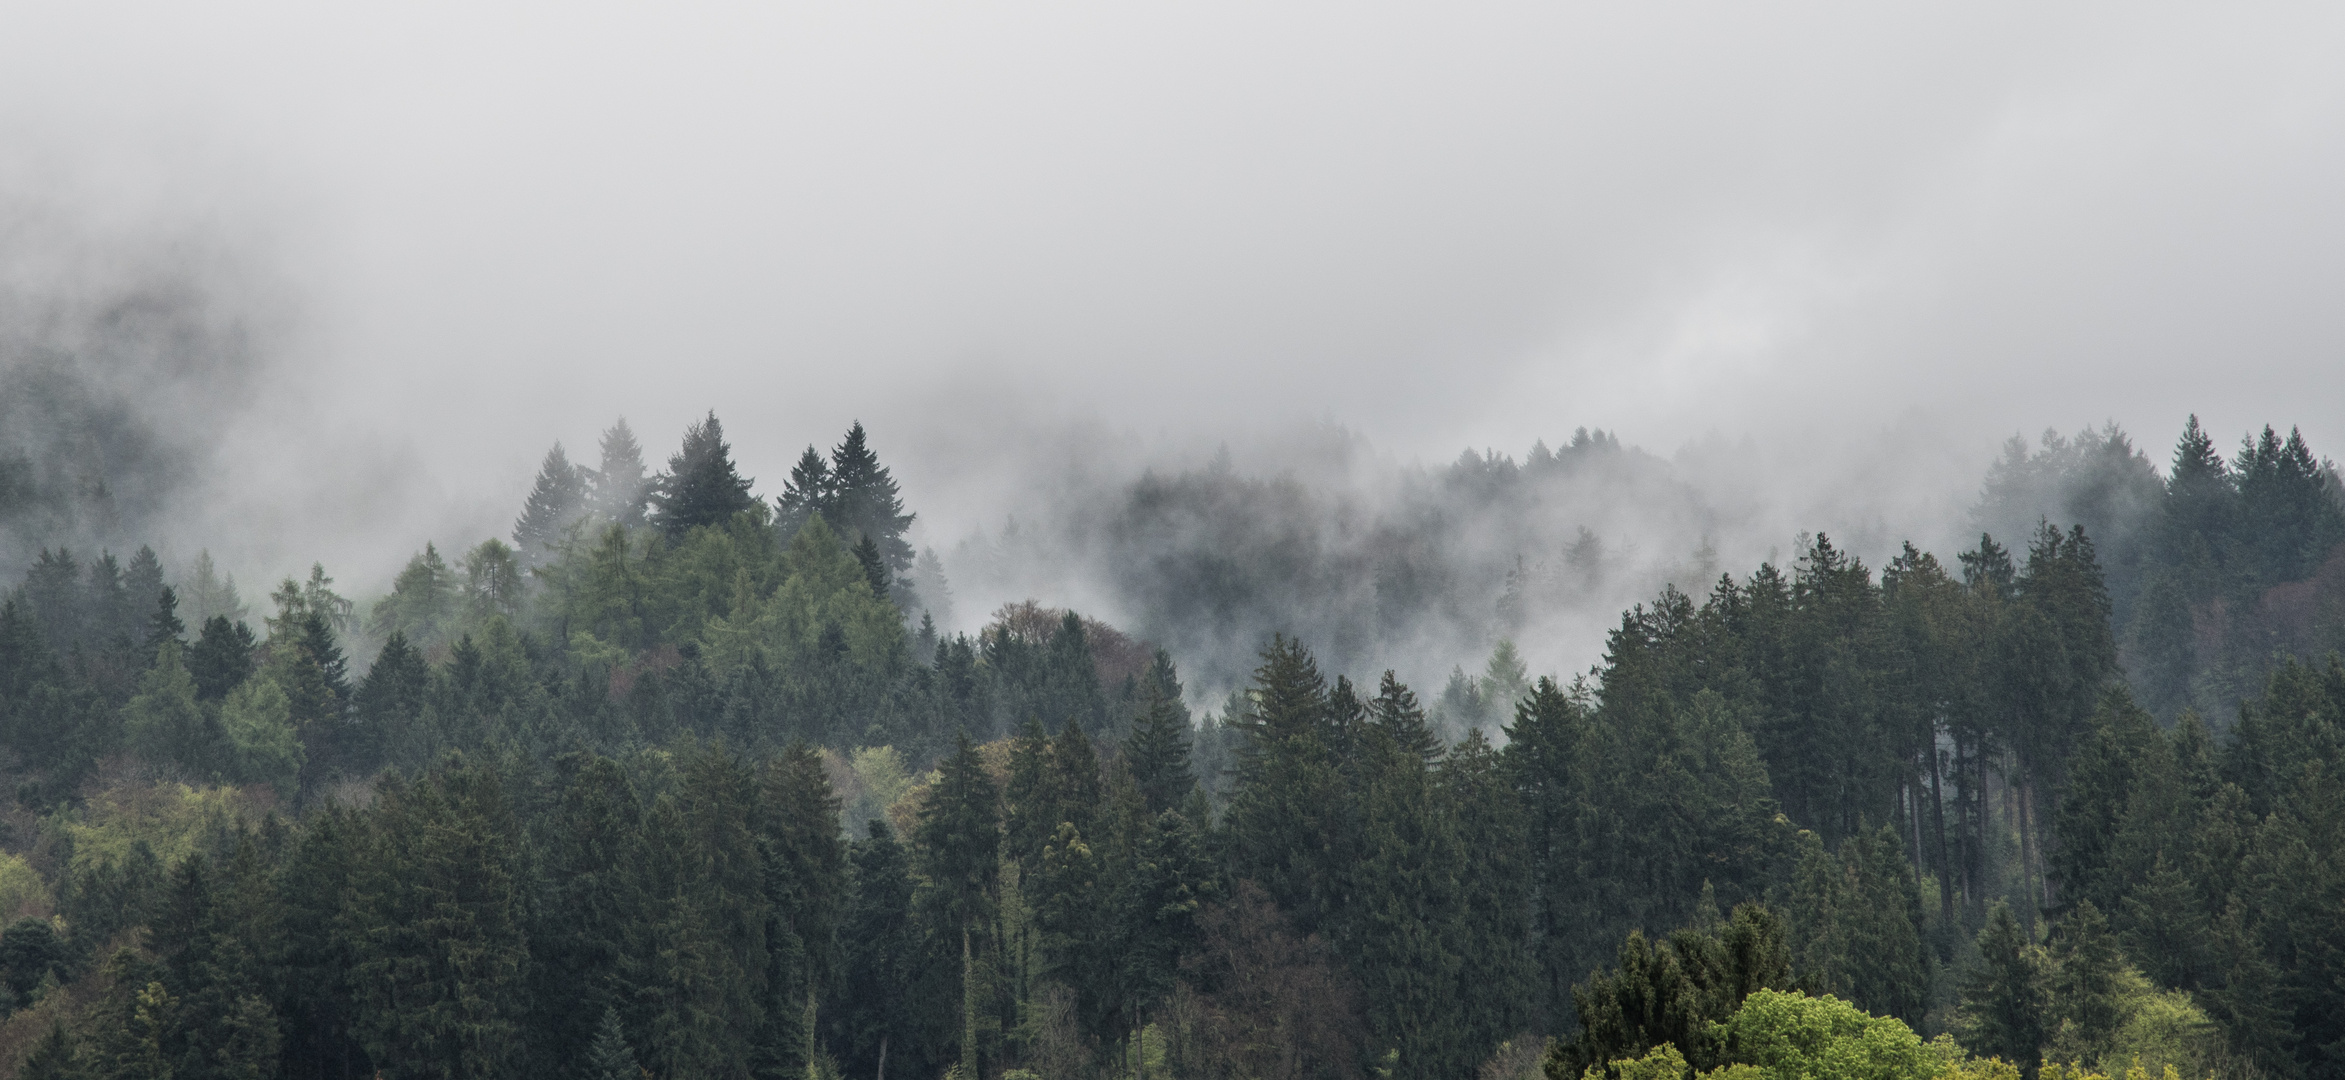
[
  {"x1": 594, "y1": 418, "x2": 651, "y2": 528},
  {"x1": 2046, "y1": 900, "x2": 2127, "y2": 1064},
  {"x1": 146, "y1": 584, "x2": 186, "y2": 653},
  {"x1": 841, "y1": 820, "x2": 916, "y2": 1080},
  {"x1": 1125, "y1": 653, "x2": 1196, "y2": 815},
  {"x1": 514, "y1": 442, "x2": 591, "y2": 565},
  {"x1": 854, "y1": 534, "x2": 892, "y2": 599},
  {"x1": 826, "y1": 422, "x2": 916, "y2": 573},
  {"x1": 344, "y1": 762, "x2": 532, "y2": 1080},
  {"x1": 588, "y1": 1006, "x2": 644, "y2": 1080},
  {"x1": 775, "y1": 445, "x2": 834, "y2": 538},
  {"x1": 912, "y1": 736, "x2": 1001, "y2": 1077},
  {"x1": 1370, "y1": 670, "x2": 1441, "y2": 767},
  {"x1": 649, "y1": 412, "x2": 757, "y2": 538},
  {"x1": 19, "y1": 1022, "x2": 76, "y2": 1080},
  {"x1": 1224, "y1": 636, "x2": 1342, "y2": 929},
  {"x1": 531, "y1": 754, "x2": 650, "y2": 1078},
  {"x1": 1956, "y1": 900, "x2": 2047, "y2": 1072}
]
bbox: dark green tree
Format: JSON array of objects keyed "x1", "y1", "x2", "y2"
[
  {"x1": 650, "y1": 412, "x2": 757, "y2": 538},
  {"x1": 342, "y1": 763, "x2": 531, "y2": 1080},
  {"x1": 1956, "y1": 900, "x2": 2047, "y2": 1073},
  {"x1": 840, "y1": 820, "x2": 917, "y2": 1080},
  {"x1": 587, "y1": 1006, "x2": 644, "y2": 1080},
  {"x1": 826, "y1": 422, "x2": 916, "y2": 573},
  {"x1": 1124, "y1": 652, "x2": 1197, "y2": 815}
]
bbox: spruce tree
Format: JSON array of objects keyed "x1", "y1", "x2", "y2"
[
  {"x1": 19, "y1": 1023, "x2": 76, "y2": 1080},
  {"x1": 145, "y1": 585, "x2": 185, "y2": 654},
  {"x1": 841, "y1": 820, "x2": 916, "y2": 1080},
  {"x1": 2047, "y1": 900, "x2": 2127, "y2": 1063},
  {"x1": 1956, "y1": 900, "x2": 2047, "y2": 1072},
  {"x1": 514, "y1": 442, "x2": 591, "y2": 565},
  {"x1": 587, "y1": 1006, "x2": 643, "y2": 1080},
  {"x1": 1370, "y1": 670, "x2": 1442, "y2": 767},
  {"x1": 1125, "y1": 653, "x2": 1197, "y2": 815},
  {"x1": 594, "y1": 418, "x2": 651, "y2": 528},
  {"x1": 775, "y1": 445, "x2": 834, "y2": 537},
  {"x1": 826, "y1": 422, "x2": 916, "y2": 573},
  {"x1": 1224, "y1": 635, "x2": 1343, "y2": 930},
  {"x1": 649, "y1": 411, "x2": 757, "y2": 538},
  {"x1": 345, "y1": 762, "x2": 532, "y2": 1080},
  {"x1": 854, "y1": 534, "x2": 891, "y2": 599},
  {"x1": 187, "y1": 613, "x2": 259, "y2": 698}
]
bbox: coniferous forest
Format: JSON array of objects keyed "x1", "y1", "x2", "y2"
[{"x1": 2, "y1": 410, "x2": 2344, "y2": 1080}]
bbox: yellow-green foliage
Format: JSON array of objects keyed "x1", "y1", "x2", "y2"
[
  {"x1": 1712, "y1": 989, "x2": 1935, "y2": 1080},
  {"x1": 1584, "y1": 1043, "x2": 1689, "y2": 1080},
  {"x1": 1925, "y1": 1035, "x2": 2022, "y2": 1080},
  {"x1": 0, "y1": 851, "x2": 51, "y2": 920},
  {"x1": 221, "y1": 674, "x2": 303, "y2": 792},
  {"x1": 56, "y1": 780, "x2": 268, "y2": 877},
  {"x1": 2042, "y1": 965, "x2": 2222, "y2": 1079}
]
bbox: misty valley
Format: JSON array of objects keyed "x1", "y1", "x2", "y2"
[{"x1": 1, "y1": 408, "x2": 2344, "y2": 1080}]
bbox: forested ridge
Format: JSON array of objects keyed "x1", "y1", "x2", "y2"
[{"x1": 0, "y1": 412, "x2": 2342, "y2": 1080}]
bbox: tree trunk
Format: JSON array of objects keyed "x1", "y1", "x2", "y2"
[{"x1": 1928, "y1": 735, "x2": 1954, "y2": 929}]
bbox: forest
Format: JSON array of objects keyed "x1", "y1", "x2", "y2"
[{"x1": 0, "y1": 409, "x2": 2342, "y2": 1080}]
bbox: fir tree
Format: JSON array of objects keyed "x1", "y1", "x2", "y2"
[
  {"x1": 1956, "y1": 900, "x2": 2047, "y2": 1072},
  {"x1": 854, "y1": 534, "x2": 891, "y2": 599},
  {"x1": 1125, "y1": 653, "x2": 1197, "y2": 815},
  {"x1": 841, "y1": 820, "x2": 916, "y2": 1080},
  {"x1": 1370, "y1": 669, "x2": 1441, "y2": 767},
  {"x1": 594, "y1": 418, "x2": 651, "y2": 528},
  {"x1": 514, "y1": 442, "x2": 591, "y2": 565},
  {"x1": 588, "y1": 1006, "x2": 643, "y2": 1080},
  {"x1": 775, "y1": 445, "x2": 834, "y2": 537},
  {"x1": 649, "y1": 411, "x2": 757, "y2": 538},
  {"x1": 145, "y1": 584, "x2": 185, "y2": 653},
  {"x1": 826, "y1": 422, "x2": 916, "y2": 573}
]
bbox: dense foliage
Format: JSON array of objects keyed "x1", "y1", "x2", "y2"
[{"x1": 0, "y1": 414, "x2": 2340, "y2": 1080}]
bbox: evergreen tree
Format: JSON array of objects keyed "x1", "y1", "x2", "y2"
[
  {"x1": 911, "y1": 736, "x2": 1001, "y2": 1078},
  {"x1": 840, "y1": 820, "x2": 917, "y2": 1080},
  {"x1": 2046, "y1": 900, "x2": 2127, "y2": 1064},
  {"x1": 2161, "y1": 415, "x2": 2236, "y2": 596},
  {"x1": 1125, "y1": 653, "x2": 1197, "y2": 815},
  {"x1": 514, "y1": 442, "x2": 591, "y2": 565},
  {"x1": 587, "y1": 1006, "x2": 644, "y2": 1080},
  {"x1": 531, "y1": 754, "x2": 650, "y2": 1079},
  {"x1": 826, "y1": 422, "x2": 916, "y2": 573},
  {"x1": 1370, "y1": 669, "x2": 1442, "y2": 767},
  {"x1": 775, "y1": 445, "x2": 834, "y2": 538},
  {"x1": 594, "y1": 418, "x2": 651, "y2": 528},
  {"x1": 343, "y1": 762, "x2": 532, "y2": 1080},
  {"x1": 187, "y1": 616, "x2": 257, "y2": 702},
  {"x1": 650, "y1": 412, "x2": 757, "y2": 538},
  {"x1": 146, "y1": 584, "x2": 185, "y2": 653},
  {"x1": 20, "y1": 1023, "x2": 77, "y2": 1080},
  {"x1": 854, "y1": 534, "x2": 891, "y2": 599},
  {"x1": 1956, "y1": 900, "x2": 2047, "y2": 1073},
  {"x1": 1224, "y1": 635, "x2": 1344, "y2": 931}
]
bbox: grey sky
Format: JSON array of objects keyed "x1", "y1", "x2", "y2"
[{"x1": 4, "y1": 1, "x2": 2341, "y2": 584}]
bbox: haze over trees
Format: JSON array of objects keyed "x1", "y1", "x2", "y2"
[{"x1": 0, "y1": 411, "x2": 2341, "y2": 1080}]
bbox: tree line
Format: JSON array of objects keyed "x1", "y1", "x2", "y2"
[{"x1": 0, "y1": 412, "x2": 2339, "y2": 1080}]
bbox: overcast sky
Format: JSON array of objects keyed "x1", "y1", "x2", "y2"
[{"x1": 4, "y1": 1, "x2": 2342, "y2": 578}]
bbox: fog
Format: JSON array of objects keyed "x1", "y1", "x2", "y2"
[{"x1": 4, "y1": 1, "x2": 2342, "y2": 683}]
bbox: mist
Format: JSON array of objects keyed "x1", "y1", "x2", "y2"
[{"x1": 4, "y1": 1, "x2": 2343, "y2": 682}]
